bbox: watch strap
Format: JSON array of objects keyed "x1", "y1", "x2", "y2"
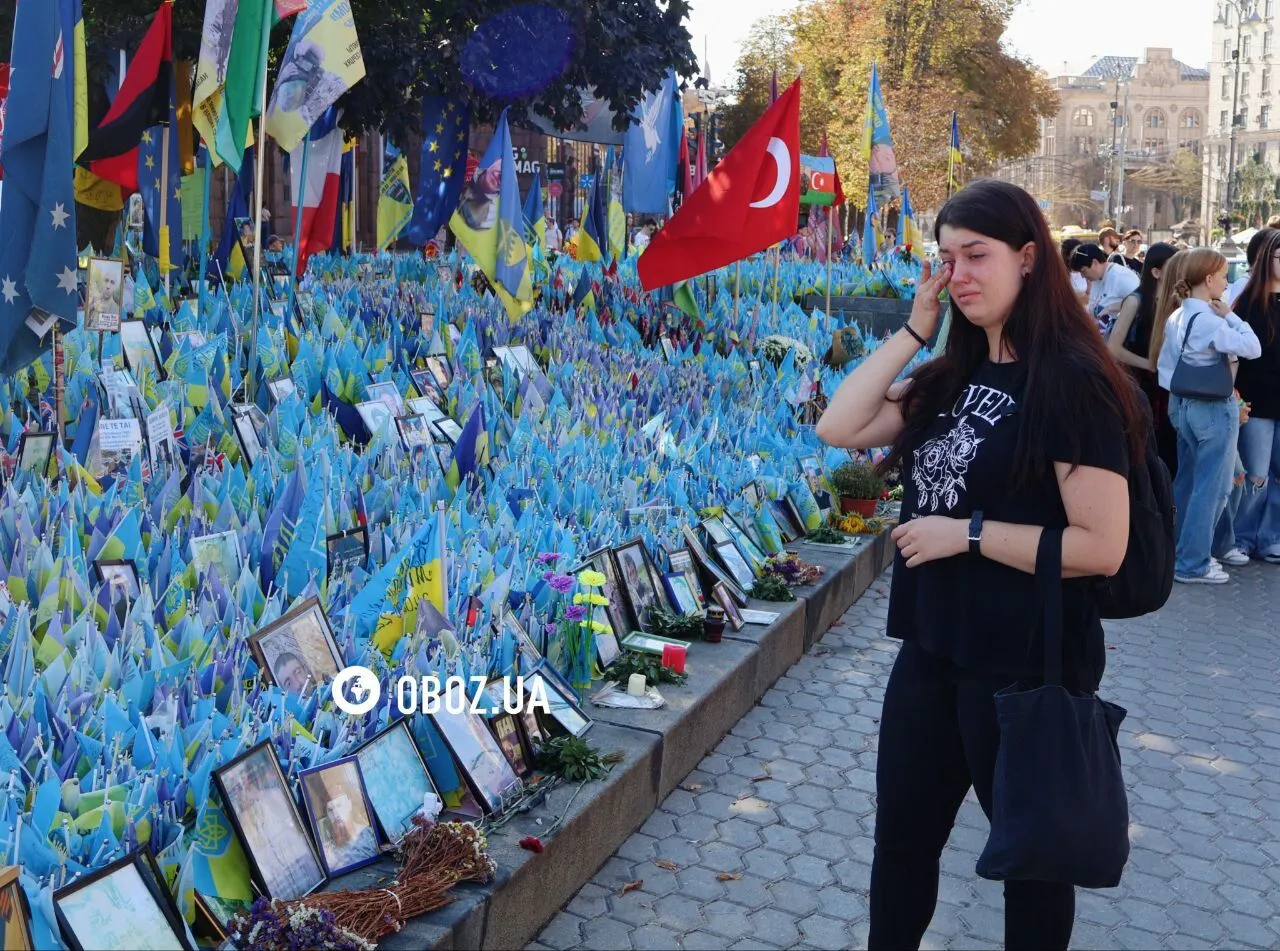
[{"x1": 968, "y1": 510, "x2": 984, "y2": 556}]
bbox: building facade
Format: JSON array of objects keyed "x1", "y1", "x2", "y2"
[
  {"x1": 996, "y1": 49, "x2": 1208, "y2": 236},
  {"x1": 1204, "y1": 0, "x2": 1280, "y2": 234}
]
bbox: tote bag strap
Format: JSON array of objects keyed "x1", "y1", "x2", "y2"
[
  {"x1": 1035, "y1": 527, "x2": 1065, "y2": 686},
  {"x1": 1179, "y1": 312, "x2": 1199, "y2": 354}
]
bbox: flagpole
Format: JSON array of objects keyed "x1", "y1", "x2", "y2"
[
  {"x1": 246, "y1": 0, "x2": 273, "y2": 403},
  {"x1": 288, "y1": 135, "x2": 311, "y2": 321},
  {"x1": 198, "y1": 146, "x2": 212, "y2": 323}
]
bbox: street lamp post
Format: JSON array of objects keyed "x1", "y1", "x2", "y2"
[{"x1": 1224, "y1": 0, "x2": 1262, "y2": 236}]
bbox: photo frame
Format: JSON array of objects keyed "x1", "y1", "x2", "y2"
[
  {"x1": 295, "y1": 291, "x2": 315, "y2": 320},
  {"x1": 713, "y1": 582, "x2": 745, "y2": 631},
  {"x1": 325, "y1": 527, "x2": 368, "y2": 581},
  {"x1": 231, "y1": 410, "x2": 264, "y2": 469},
  {"x1": 267, "y1": 377, "x2": 298, "y2": 406},
  {"x1": 85, "y1": 257, "x2": 125, "y2": 333},
  {"x1": 419, "y1": 303, "x2": 437, "y2": 337},
  {"x1": 425, "y1": 356, "x2": 452, "y2": 388},
  {"x1": 16, "y1": 432, "x2": 55, "y2": 478},
  {"x1": 298, "y1": 757, "x2": 382, "y2": 876},
  {"x1": 527, "y1": 665, "x2": 592, "y2": 738},
  {"x1": 680, "y1": 524, "x2": 747, "y2": 606},
  {"x1": 0, "y1": 865, "x2": 34, "y2": 950},
  {"x1": 120, "y1": 319, "x2": 164, "y2": 379},
  {"x1": 662, "y1": 572, "x2": 701, "y2": 617},
  {"x1": 432, "y1": 417, "x2": 464, "y2": 445},
  {"x1": 352, "y1": 720, "x2": 441, "y2": 845},
  {"x1": 190, "y1": 893, "x2": 237, "y2": 948},
  {"x1": 248, "y1": 597, "x2": 344, "y2": 695},
  {"x1": 355, "y1": 400, "x2": 394, "y2": 440},
  {"x1": 214, "y1": 740, "x2": 326, "y2": 900},
  {"x1": 428, "y1": 680, "x2": 523, "y2": 815},
  {"x1": 572, "y1": 548, "x2": 630, "y2": 651},
  {"x1": 703, "y1": 514, "x2": 767, "y2": 575},
  {"x1": 770, "y1": 497, "x2": 806, "y2": 543},
  {"x1": 798, "y1": 454, "x2": 834, "y2": 516},
  {"x1": 620, "y1": 631, "x2": 693, "y2": 656},
  {"x1": 713, "y1": 540, "x2": 756, "y2": 591},
  {"x1": 612, "y1": 538, "x2": 671, "y2": 632},
  {"x1": 666, "y1": 547, "x2": 704, "y2": 610},
  {"x1": 410, "y1": 370, "x2": 444, "y2": 404},
  {"x1": 396, "y1": 414, "x2": 434, "y2": 451},
  {"x1": 366, "y1": 381, "x2": 405, "y2": 417},
  {"x1": 486, "y1": 711, "x2": 534, "y2": 778},
  {"x1": 412, "y1": 717, "x2": 486, "y2": 822},
  {"x1": 94, "y1": 559, "x2": 141, "y2": 603},
  {"x1": 54, "y1": 850, "x2": 191, "y2": 951},
  {"x1": 660, "y1": 335, "x2": 676, "y2": 362}
]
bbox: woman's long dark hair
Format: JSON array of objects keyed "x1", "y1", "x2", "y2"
[
  {"x1": 1237, "y1": 228, "x2": 1280, "y2": 346},
  {"x1": 1131, "y1": 242, "x2": 1178, "y2": 357},
  {"x1": 882, "y1": 180, "x2": 1144, "y2": 487}
]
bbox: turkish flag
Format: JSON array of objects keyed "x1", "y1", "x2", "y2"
[{"x1": 639, "y1": 79, "x2": 801, "y2": 290}]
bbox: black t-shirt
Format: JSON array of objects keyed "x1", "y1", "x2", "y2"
[
  {"x1": 1235, "y1": 297, "x2": 1280, "y2": 420},
  {"x1": 885, "y1": 360, "x2": 1129, "y2": 689}
]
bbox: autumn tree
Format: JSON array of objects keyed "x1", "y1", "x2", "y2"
[
  {"x1": 1125, "y1": 147, "x2": 1203, "y2": 223},
  {"x1": 719, "y1": 16, "x2": 828, "y2": 154},
  {"x1": 722, "y1": 0, "x2": 1059, "y2": 213},
  {"x1": 3, "y1": 1, "x2": 697, "y2": 144}
]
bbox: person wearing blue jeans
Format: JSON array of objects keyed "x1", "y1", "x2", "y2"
[
  {"x1": 1157, "y1": 250, "x2": 1261, "y2": 583},
  {"x1": 1235, "y1": 418, "x2": 1280, "y2": 560},
  {"x1": 1212, "y1": 451, "x2": 1247, "y2": 563}
]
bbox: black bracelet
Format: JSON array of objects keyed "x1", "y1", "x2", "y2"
[{"x1": 902, "y1": 323, "x2": 928, "y2": 348}]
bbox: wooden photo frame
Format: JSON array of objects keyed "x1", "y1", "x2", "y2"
[
  {"x1": 298, "y1": 757, "x2": 383, "y2": 876},
  {"x1": 486, "y1": 710, "x2": 535, "y2": 779},
  {"x1": 0, "y1": 866, "x2": 35, "y2": 950},
  {"x1": 352, "y1": 720, "x2": 441, "y2": 845},
  {"x1": 248, "y1": 597, "x2": 344, "y2": 695},
  {"x1": 213, "y1": 740, "x2": 326, "y2": 900},
  {"x1": 54, "y1": 851, "x2": 192, "y2": 951}
]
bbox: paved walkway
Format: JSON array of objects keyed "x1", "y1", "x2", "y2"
[{"x1": 532, "y1": 563, "x2": 1280, "y2": 950}]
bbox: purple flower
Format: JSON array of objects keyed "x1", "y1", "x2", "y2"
[
  {"x1": 565, "y1": 604, "x2": 588, "y2": 621},
  {"x1": 536, "y1": 552, "x2": 562, "y2": 565},
  {"x1": 544, "y1": 622, "x2": 558, "y2": 636},
  {"x1": 542, "y1": 570, "x2": 556, "y2": 582},
  {"x1": 548, "y1": 573, "x2": 576, "y2": 593}
]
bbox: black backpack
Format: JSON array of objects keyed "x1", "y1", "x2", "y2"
[{"x1": 1094, "y1": 388, "x2": 1175, "y2": 619}]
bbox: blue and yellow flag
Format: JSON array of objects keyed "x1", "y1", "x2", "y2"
[
  {"x1": 901, "y1": 184, "x2": 922, "y2": 255},
  {"x1": 862, "y1": 183, "x2": 880, "y2": 268},
  {"x1": 577, "y1": 169, "x2": 608, "y2": 264},
  {"x1": 376, "y1": 141, "x2": 412, "y2": 250},
  {"x1": 448, "y1": 108, "x2": 532, "y2": 318},
  {"x1": 523, "y1": 167, "x2": 546, "y2": 252},
  {"x1": 949, "y1": 111, "x2": 963, "y2": 195},
  {"x1": 862, "y1": 63, "x2": 900, "y2": 204},
  {"x1": 58, "y1": 0, "x2": 88, "y2": 159}
]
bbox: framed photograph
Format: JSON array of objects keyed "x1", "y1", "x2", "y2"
[
  {"x1": 742, "y1": 481, "x2": 762, "y2": 508},
  {"x1": 355, "y1": 400, "x2": 394, "y2": 440},
  {"x1": 396, "y1": 414, "x2": 434, "y2": 451},
  {"x1": 214, "y1": 741, "x2": 326, "y2": 900},
  {"x1": 704, "y1": 514, "x2": 767, "y2": 574},
  {"x1": 54, "y1": 851, "x2": 191, "y2": 951},
  {"x1": 248, "y1": 597, "x2": 343, "y2": 694},
  {"x1": 410, "y1": 370, "x2": 444, "y2": 404},
  {"x1": 573, "y1": 547, "x2": 631, "y2": 645},
  {"x1": 231, "y1": 410, "x2": 264, "y2": 469},
  {"x1": 352, "y1": 720, "x2": 441, "y2": 845},
  {"x1": 486, "y1": 712, "x2": 533, "y2": 778},
  {"x1": 432, "y1": 417, "x2": 463, "y2": 445},
  {"x1": 494, "y1": 610, "x2": 543, "y2": 672},
  {"x1": 94, "y1": 559, "x2": 141, "y2": 602},
  {"x1": 527, "y1": 666, "x2": 592, "y2": 738},
  {"x1": 419, "y1": 303, "x2": 437, "y2": 337},
  {"x1": 770, "y1": 497, "x2": 806, "y2": 543},
  {"x1": 0, "y1": 866, "x2": 34, "y2": 950},
  {"x1": 120, "y1": 319, "x2": 163, "y2": 379},
  {"x1": 189, "y1": 530, "x2": 242, "y2": 587},
  {"x1": 298, "y1": 757, "x2": 382, "y2": 876},
  {"x1": 660, "y1": 335, "x2": 676, "y2": 362},
  {"x1": 429, "y1": 680, "x2": 523, "y2": 815},
  {"x1": 190, "y1": 893, "x2": 237, "y2": 948},
  {"x1": 96, "y1": 417, "x2": 144, "y2": 475},
  {"x1": 16, "y1": 432, "x2": 55, "y2": 478},
  {"x1": 85, "y1": 258, "x2": 125, "y2": 333},
  {"x1": 713, "y1": 582, "x2": 745, "y2": 631},
  {"x1": 662, "y1": 572, "x2": 701, "y2": 617},
  {"x1": 413, "y1": 718, "x2": 485, "y2": 821},
  {"x1": 325, "y1": 527, "x2": 368, "y2": 581},
  {"x1": 612, "y1": 538, "x2": 671, "y2": 632},
  {"x1": 425, "y1": 356, "x2": 452, "y2": 388},
  {"x1": 681, "y1": 524, "x2": 747, "y2": 606},
  {"x1": 366, "y1": 381, "x2": 405, "y2": 417},
  {"x1": 267, "y1": 377, "x2": 298, "y2": 406},
  {"x1": 713, "y1": 540, "x2": 756, "y2": 591},
  {"x1": 666, "y1": 547, "x2": 704, "y2": 610},
  {"x1": 799, "y1": 454, "x2": 834, "y2": 516}
]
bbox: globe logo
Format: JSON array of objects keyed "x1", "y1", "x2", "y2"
[{"x1": 331, "y1": 666, "x2": 381, "y2": 716}]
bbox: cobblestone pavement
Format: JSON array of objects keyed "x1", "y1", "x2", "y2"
[{"x1": 532, "y1": 563, "x2": 1280, "y2": 951}]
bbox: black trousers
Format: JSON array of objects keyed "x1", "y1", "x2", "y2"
[{"x1": 868, "y1": 641, "x2": 1076, "y2": 951}]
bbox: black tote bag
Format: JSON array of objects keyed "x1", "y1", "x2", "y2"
[{"x1": 976, "y1": 528, "x2": 1131, "y2": 889}]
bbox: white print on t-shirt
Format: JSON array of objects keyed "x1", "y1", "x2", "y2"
[
  {"x1": 950, "y1": 384, "x2": 1015, "y2": 425},
  {"x1": 913, "y1": 419, "x2": 984, "y2": 512}
]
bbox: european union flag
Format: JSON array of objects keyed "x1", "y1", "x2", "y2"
[
  {"x1": 139, "y1": 70, "x2": 185, "y2": 270},
  {"x1": 0, "y1": 0, "x2": 79, "y2": 374},
  {"x1": 406, "y1": 95, "x2": 471, "y2": 246}
]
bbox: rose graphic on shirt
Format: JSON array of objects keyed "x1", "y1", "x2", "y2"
[{"x1": 912, "y1": 418, "x2": 983, "y2": 513}]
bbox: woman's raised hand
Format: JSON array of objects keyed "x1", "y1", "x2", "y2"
[{"x1": 909, "y1": 259, "x2": 953, "y2": 337}]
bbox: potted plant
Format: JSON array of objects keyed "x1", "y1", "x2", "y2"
[{"x1": 830, "y1": 461, "x2": 885, "y2": 517}]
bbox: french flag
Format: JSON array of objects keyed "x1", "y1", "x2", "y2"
[{"x1": 289, "y1": 109, "x2": 345, "y2": 276}]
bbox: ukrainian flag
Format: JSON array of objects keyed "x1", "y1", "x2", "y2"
[
  {"x1": 523, "y1": 167, "x2": 546, "y2": 252},
  {"x1": 445, "y1": 404, "x2": 490, "y2": 492},
  {"x1": 949, "y1": 111, "x2": 963, "y2": 194},
  {"x1": 901, "y1": 184, "x2": 923, "y2": 256},
  {"x1": 577, "y1": 170, "x2": 608, "y2": 264}
]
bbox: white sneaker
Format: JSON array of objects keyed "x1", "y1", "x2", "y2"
[
  {"x1": 1175, "y1": 564, "x2": 1231, "y2": 584},
  {"x1": 1219, "y1": 548, "x2": 1251, "y2": 567}
]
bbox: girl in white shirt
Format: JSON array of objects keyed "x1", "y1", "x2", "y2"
[{"x1": 1070, "y1": 243, "x2": 1140, "y2": 336}]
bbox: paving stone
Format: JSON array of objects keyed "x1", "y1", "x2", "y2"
[{"x1": 535, "y1": 564, "x2": 1280, "y2": 951}]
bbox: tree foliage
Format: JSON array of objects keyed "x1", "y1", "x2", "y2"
[
  {"x1": 1233, "y1": 155, "x2": 1276, "y2": 227},
  {"x1": 722, "y1": 0, "x2": 1058, "y2": 212},
  {"x1": 1126, "y1": 147, "x2": 1203, "y2": 223},
  {"x1": 4, "y1": 0, "x2": 696, "y2": 143}
]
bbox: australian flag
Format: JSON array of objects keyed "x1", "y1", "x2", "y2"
[
  {"x1": 0, "y1": 0, "x2": 79, "y2": 374},
  {"x1": 405, "y1": 95, "x2": 471, "y2": 246},
  {"x1": 139, "y1": 67, "x2": 185, "y2": 270}
]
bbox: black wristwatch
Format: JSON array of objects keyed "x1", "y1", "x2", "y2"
[{"x1": 968, "y1": 510, "x2": 984, "y2": 556}]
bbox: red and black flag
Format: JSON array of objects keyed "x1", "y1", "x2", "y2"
[{"x1": 77, "y1": 1, "x2": 172, "y2": 192}]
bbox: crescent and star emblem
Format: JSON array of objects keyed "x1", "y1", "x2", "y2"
[{"x1": 750, "y1": 137, "x2": 791, "y2": 209}]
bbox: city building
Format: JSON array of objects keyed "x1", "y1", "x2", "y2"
[{"x1": 995, "y1": 49, "x2": 1208, "y2": 238}]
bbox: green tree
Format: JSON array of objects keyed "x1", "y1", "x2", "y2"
[
  {"x1": 1125, "y1": 147, "x2": 1203, "y2": 223},
  {"x1": 4, "y1": 1, "x2": 696, "y2": 143},
  {"x1": 1233, "y1": 155, "x2": 1274, "y2": 226}
]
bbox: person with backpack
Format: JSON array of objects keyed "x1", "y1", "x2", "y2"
[
  {"x1": 817, "y1": 180, "x2": 1151, "y2": 951},
  {"x1": 1155, "y1": 248, "x2": 1262, "y2": 583}
]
